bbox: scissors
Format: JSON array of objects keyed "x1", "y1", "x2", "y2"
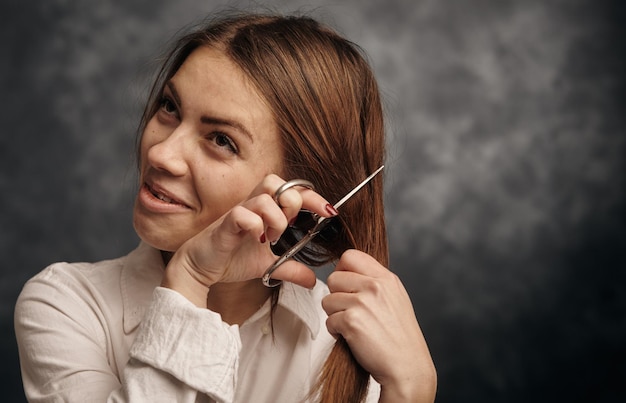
[{"x1": 262, "y1": 165, "x2": 385, "y2": 287}]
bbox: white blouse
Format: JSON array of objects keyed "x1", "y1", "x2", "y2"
[{"x1": 15, "y1": 242, "x2": 380, "y2": 402}]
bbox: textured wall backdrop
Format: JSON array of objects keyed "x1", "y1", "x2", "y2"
[{"x1": 1, "y1": 0, "x2": 624, "y2": 402}]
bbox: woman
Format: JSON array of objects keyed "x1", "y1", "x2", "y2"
[{"x1": 15, "y1": 13, "x2": 436, "y2": 403}]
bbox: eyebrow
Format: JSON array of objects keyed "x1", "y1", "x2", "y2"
[{"x1": 165, "y1": 81, "x2": 254, "y2": 143}]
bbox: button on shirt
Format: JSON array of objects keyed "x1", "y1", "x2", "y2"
[{"x1": 15, "y1": 242, "x2": 380, "y2": 402}]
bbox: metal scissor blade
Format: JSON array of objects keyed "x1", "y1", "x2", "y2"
[
  {"x1": 333, "y1": 165, "x2": 384, "y2": 210},
  {"x1": 263, "y1": 164, "x2": 385, "y2": 287}
]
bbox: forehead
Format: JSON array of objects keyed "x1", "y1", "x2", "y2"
[
  {"x1": 170, "y1": 46, "x2": 277, "y2": 135},
  {"x1": 173, "y1": 46, "x2": 264, "y2": 103}
]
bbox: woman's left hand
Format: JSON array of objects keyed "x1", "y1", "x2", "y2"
[{"x1": 322, "y1": 250, "x2": 437, "y2": 402}]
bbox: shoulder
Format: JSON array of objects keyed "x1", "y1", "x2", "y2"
[
  {"x1": 15, "y1": 243, "x2": 156, "y2": 322},
  {"x1": 15, "y1": 243, "x2": 164, "y2": 357},
  {"x1": 14, "y1": 257, "x2": 127, "y2": 350},
  {"x1": 17, "y1": 254, "x2": 127, "y2": 305},
  {"x1": 15, "y1": 258, "x2": 126, "y2": 337},
  {"x1": 15, "y1": 242, "x2": 164, "y2": 332},
  {"x1": 17, "y1": 242, "x2": 160, "y2": 304}
]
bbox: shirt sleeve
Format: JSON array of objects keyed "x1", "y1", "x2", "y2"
[
  {"x1": 125, "y1": 287, "x2": 241, "y2": 403},
  {"x1": 15, "y1": 265, "x2": 241, "y2": 403}
]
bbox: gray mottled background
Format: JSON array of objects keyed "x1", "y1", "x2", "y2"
[{"x1": 1, "y1": 0, "x2": 624, "y2": 402}]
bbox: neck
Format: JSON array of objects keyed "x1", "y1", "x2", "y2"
[{"x1": 206, "y1": 280, "x2": 274, "y2": 325}]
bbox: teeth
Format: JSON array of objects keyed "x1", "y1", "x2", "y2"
[
  {"x1": 156, "y1": 193, "x2": 175, "y2": 203},
  {"x1": 149, "y1": 187, "x2": 177, "y2": 204}
]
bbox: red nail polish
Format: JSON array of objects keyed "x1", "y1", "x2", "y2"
[
  {"x1": 325, "y1": 204, "x2": 339, "y2": 216},
  {"x1": 260, "y1": 233, "x2": 266, "y2": 243}
]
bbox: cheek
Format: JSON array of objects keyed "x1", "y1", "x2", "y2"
[
  {"x1": 195, "y1": 174, "x2": 254, "y2": 217},
  {"x1": 198, "y1": 179, "x2": 244, "y2": 211},
  {"x1": 137, "y1": 142, "x2": 150, "y2": 178},
  {"x1": 138, "y1": 123, "x2": 161, "y2": 173},
  {"x1": 140, "y1": 122, "x2": 159, "y2": 150}
]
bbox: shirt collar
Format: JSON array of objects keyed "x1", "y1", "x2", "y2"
[
  {"x1": 276, "y1": 281, "x2": 322, "y2": 339},
  {"x1": 121, "y1": 242, "x2": 165, "y2": 334},
  {"x1": 121, "y1": 242, "x2": 323, "y2": 339}
]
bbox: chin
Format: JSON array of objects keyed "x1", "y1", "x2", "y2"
[
  {"x1": 133, "y1": 211, "x2": 188, "y2": 253},
  {"x1": 134, "y1": 227, "x2": 180, "y2": 253}
]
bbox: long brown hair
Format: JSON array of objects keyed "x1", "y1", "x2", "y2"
[{"x1": 138, "y1": 12, "x2": 388, "y2": 403}]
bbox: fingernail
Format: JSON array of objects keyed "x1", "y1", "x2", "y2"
[
  {"x1": 325, "y1": 204, "x2": 339, "y2": 216},
  {"x1": 260, "y1": 233, "x2": 266, "y2": 243}
]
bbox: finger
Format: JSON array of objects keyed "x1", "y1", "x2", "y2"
[
  {"x1": 221, "y1": 205, "x2": 265, "y2": 241},
  {"x1": 335, "y1": 249, "x2": 389, "y2": 278},
  {"x1": 242, "y1": 194, "x2": 288, "y2": 244},
  {"x1": 325, "y1": 311, "x2": 343, "y2": 337},
  {"x1": 325, "y1": 309, "x2": 365, "y2": 339},
  {"x1": 329, "y1": 255, "x2": 402, "y2": 297},
  {"x1": 252, "y1": 174, "x2": 336, "y2": 222},
  {"x1": 321, "y1": 291, "x2": 358, "y2": 316},
  {"x1": 283, "y1": 186, "x2": 334, "y2": 216},
  {"x1": 274, "y1": 185, "x2": 304, "y2": 210},
  {"x1": 326, "y1": 270, "x2": 365, "y2": 293},
  {"x1": 268, "y1": 260, "x2": 317, "y2": 289},
  {"x1": 275, "y1": 184, "x2": 334, "y2": 223}
]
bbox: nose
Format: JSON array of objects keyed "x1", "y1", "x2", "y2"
[{"x1": 145, "y1": 126, "x2": 191, "y2": 177}]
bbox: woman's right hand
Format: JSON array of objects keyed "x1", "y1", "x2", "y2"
[{"x1": 160, "y1": 174, "x2": 336, "y2": 307}]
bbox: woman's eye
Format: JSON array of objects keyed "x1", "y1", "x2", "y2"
[
  {"x1": 210, "y1": 132, "x2": 239, "y2": 154},
  {"x1": 159, "y1": 96, "x2": 178, "y2": 115}
]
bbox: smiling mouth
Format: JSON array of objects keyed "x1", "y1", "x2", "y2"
[
  {"x1": 146, "y1": 183, "x2": 187, "y2": 206},
  {"x1": 151, "y1": 189, "x2": 176, "y2": 204}
]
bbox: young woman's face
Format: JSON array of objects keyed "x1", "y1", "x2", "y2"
[{"x1": 133, "y1": 46, "x2": 283, "y2": 252}]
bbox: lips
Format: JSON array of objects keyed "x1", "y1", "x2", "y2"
[
  {"x1": 149, "y1": 186, "x2": 178, "y2": 204},
  {"x1": 143, "y1": 182, "x2": 191, "y2": 209}
]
